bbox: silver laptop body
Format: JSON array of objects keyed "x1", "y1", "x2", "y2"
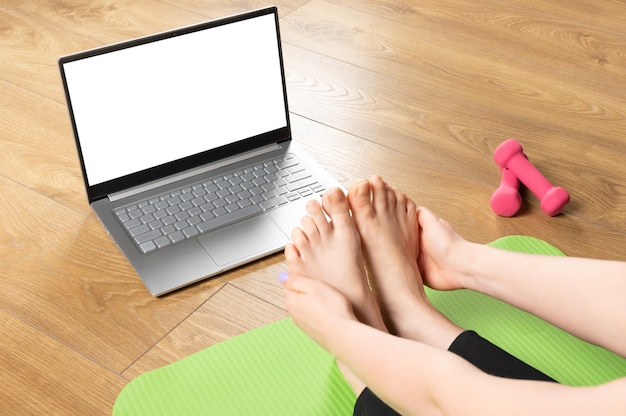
[{"x1": 59, "y1": 7, "x2": 341, "y2": 296}]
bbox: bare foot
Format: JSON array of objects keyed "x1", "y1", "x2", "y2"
[
  {"x1": 348, "y1": 176, "x2": 463, "y2": 349},
  {"x1": 285, "y1": 187, "x2": 386, "y2": 332}
]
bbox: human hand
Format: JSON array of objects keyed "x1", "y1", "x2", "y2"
[
  {"x1": 279, "y1": 272, "x2": 357, "y2": 350},
  {"x1": 416, "y1": 207, "x2": 468, "y2": 291}
]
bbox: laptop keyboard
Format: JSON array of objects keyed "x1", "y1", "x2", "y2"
[{"x1": 113, "y1": 154, "x2": 325, "y2": 254}]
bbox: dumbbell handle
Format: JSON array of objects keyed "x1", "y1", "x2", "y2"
[
  {"x1": 490, "y1": 168, "x2": 522, "y2": 217},
  {"x1": 499, "y1": 167, "x2": 519, "y2": 189},
  {"x1": 494, "y1": 139, "x2": 552, "y2": 199}
]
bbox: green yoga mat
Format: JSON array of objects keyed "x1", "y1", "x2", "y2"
[{"x1": 114, "y1": 236, "x2": 626, "y2": 415}]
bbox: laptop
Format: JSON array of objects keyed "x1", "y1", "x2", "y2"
[{"x1": 59, "y1": 7, "x2": 342, "y2": 296}]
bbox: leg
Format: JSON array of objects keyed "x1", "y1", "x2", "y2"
[
  {"x1": 448, "y1": 331, "x2": 555, "y2": 382},
  {"x1": 284, "y1": 187, "x2": 387, "y2": 394},
  {"x1": 347, "y1": 176, "x2": 554, "y2": 414},
  {"x1": 352, "y1": 330, "x2": 556, "y2": 416},
  {"x1": 346, "y1": 175, "x2": 463, "y2": 415},
  {"x1": 348, "y1": 175, "x2": 463, "y2": 349}
]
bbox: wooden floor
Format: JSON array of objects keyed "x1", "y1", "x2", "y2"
[{"x1": 2, "y1": 0, "x2": 626, "y2": 414}]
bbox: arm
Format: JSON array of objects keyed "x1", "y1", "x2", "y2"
[
  {"x1": 417, "y1": 207, "x2": 626, "y2": 357},
  {"x1": 282, "y1": 273, "x2": 626, "y2": 416}
]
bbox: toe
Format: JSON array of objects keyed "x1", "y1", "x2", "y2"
[
  {"x1": 321, "y1": 187, "x2": 353, "y2": 228},
  {"x1": 299, "y1": 214, "x2": 320, "y2": 242},
  {"x1": 284, "y1": 242, "x2": 300, "y2": 263},
  {"x1": 393, "y1": 187, "x2": 409, "y2": 216},
  {"x1": 370, "y1": 175, "x2": 391, "y2": 214},
  {"x1": 284, "y1": 241, "x2": 307, "y2": 276},
  {"x1": 348, "y1": 179, "x2": 373, "y2": 220},
  {"x1": 305, "y1": 198, "x2": 330, "y2": 235},
  {"x1": 290, "y1": 227, "x2": 309, "y2": 249}
]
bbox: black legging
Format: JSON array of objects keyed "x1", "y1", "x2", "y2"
[{"x1": 353, "y1": 330, "x2": 556, "y2": 415}]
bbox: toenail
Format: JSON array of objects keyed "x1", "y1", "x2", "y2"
[{"x1": 328, "y1": 187, "x2": 344, "y2": 200}]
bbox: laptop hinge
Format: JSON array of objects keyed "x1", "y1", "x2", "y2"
[{"x1": 108, "y1": 143, "x2": 282, "y2": 202}]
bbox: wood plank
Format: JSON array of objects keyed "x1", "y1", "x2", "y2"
[
  {"x1": 228, "y1": 256, "x2": 290, "y2": 310},
  {"x1": 0, "y1": 177, "x2": 226, "y2": 373},
  {"x1": 161, "y1": 0, "x2": 310, "y2": 19},
  {"x1": 0, "y1": 309, "x2": 126, "y2": 415},
  {"x1": 282, "y1": 44, "x2": 626, "y2": 233},
  {"x1": 327, "y1": 0, "x2": 626, "y2": 86},
  {"x1": 0, "y1": 79, "x2": 88, "y2": 212},
  {"x1": 487, "y1": 0, "x2": 626, "y2": 35},
  {"x1": 282, "y1": 1, "x2": 626, "y2": 152},
  {"x1": 123, "y1": 283, "x2": 288, "y2": 379}
]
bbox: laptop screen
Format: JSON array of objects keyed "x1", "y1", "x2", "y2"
[{"x1": 61, "y1": 10, "x2": 288, "y2": 189}]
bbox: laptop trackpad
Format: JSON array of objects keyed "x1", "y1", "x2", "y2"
[{"x1": 197, "y1": 215, "x2": 288, "y2": 266}]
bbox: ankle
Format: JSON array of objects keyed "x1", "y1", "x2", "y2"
[{"x1": 395, "y1": 302, "x2": 463, "y2": 349}]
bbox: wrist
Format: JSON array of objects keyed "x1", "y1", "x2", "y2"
[{"x1": 325, "y1": 318, "x2": 360, "y2": 358}]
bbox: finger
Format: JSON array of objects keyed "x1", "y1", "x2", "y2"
[
  {"x1": 416, "y1": 206, "x2": 439, "y2": 227},
  {"x1": 278, "y1": 271, "x2": 311, "y2": 294}
]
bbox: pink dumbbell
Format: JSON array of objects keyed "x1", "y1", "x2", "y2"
[
  {"x1": 490, "y1": 168, "x2": 522, "y2": 217},
  {"x1": 494, "y1": 139, "x2": 570, "y2": 216}
]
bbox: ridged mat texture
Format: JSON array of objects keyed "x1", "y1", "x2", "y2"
[{"x1": 114, "y1": 236, "x2": 626, "y2": 415}]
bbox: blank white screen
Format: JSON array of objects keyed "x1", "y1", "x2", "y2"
[{"x1": 63, "y1": 13, "x2": 287, "y2": 186}]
